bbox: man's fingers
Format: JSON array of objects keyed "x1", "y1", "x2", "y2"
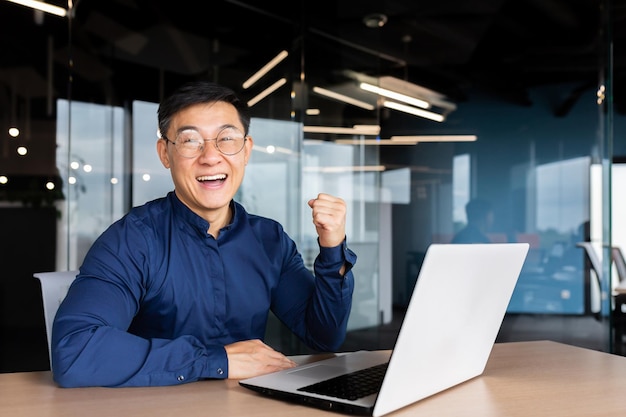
[
  {"x1": 307, "y1": 194, "x2": 346, "y2": 248},
  {"x1": 309, "y1": 194, "x2": 346, "y2": 225},
  {"x1": 225, "y1": 339, "x2": 296, "y2": 379}
]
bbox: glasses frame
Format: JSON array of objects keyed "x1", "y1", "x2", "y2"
[{"x1": 162, "y1": 126, "x2": 248, "y2": 157}]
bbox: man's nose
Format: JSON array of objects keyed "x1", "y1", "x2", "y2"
[{"x1": 199, "y1": 139, "x2": 221, "y2": 158}]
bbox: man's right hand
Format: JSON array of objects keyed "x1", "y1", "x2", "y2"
[{"x1": 224, "y1": 339, "x2": 296, "y2": 379}]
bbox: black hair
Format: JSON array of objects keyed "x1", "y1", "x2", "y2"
[
  {"x1": 157, "y1": 81, "x2": 251, "y2": 138},
  {"x1": 465, "y1": 199, "x2": 493, "y2": 223}
]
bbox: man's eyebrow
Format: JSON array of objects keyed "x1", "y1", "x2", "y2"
[
  {"x1": 218, "y1": 123, "x2": 238, "y2": 131},
  {"x1": 175, "y1": 125, "x2": 200, "y2": 134},
  {"x1": 175, "y1": 124, "x2": 238, "y2": 135}
]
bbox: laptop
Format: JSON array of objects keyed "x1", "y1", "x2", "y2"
[{"x1": 240, "y1": 243, "x2": 529, "y2": 416}]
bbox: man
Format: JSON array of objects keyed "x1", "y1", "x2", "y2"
[
  {"x1": 451, "y1": 199, "x2": 494, "y2": 244},
  {"x1": 51, "y1": 81, "x2": 356, "y2": 388}
]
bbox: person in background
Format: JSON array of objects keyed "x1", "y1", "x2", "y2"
[
  {"x1": 452, "y1": 199, "x2": 494, "y2": 244},
  {"x1": 51, "y1": 81, "x2": 357, "y2": 388}
]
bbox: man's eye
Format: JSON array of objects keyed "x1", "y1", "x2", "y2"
[
  {"x1": 180, "y1": 137, "x2": 201, "y2": 145},
  {"x1": 219, "y1": 136, "x2": 234, "y2": 142}
]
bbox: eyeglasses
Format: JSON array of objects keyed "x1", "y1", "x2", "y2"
[{"x1": 162, "y1": 126, "x2": 247, "y2": 157}]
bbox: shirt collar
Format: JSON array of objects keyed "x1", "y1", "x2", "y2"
[{"x1": 167, "y1": 191, "x2": 243, "y2": 236}]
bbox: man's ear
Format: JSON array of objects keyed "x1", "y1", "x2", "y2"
[
  {"x1": 244, "y1": 135, "x2": 254, "y2": 165},
  {"x1": 157, "y1": 139, "x2": 171, "y2": 169}
]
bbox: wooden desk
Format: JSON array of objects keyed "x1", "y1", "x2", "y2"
[{"x1": 1, "y1": 341, "x2": 625, "y2": 417}]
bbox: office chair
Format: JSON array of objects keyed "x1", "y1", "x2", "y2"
[
  {"x1": 577, "y1": 243, "x2": 626, "y2": 354},
  {"x1": 33, "y1": 270, "x2": 78, "y2": 367},
  {"x1": 576, "y1": 242, "x2": 605, "y2": 317},
  {"x1": 611, "y1": 247, "x2": 626, "y2": 354}
]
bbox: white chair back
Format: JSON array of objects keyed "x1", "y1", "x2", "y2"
[{"x1": 33, "y1": 270, "x2": 78, "y2": 366}]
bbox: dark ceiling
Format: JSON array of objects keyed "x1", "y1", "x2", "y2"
[{"x1": 1, "y1": 0, "x2": 625, "y2": 124}]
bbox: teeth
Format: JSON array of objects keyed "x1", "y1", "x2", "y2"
[{"x1": 197, "y1": 174, "x2": 226, "y2": 181}]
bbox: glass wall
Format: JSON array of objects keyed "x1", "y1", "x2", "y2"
[
  {"x1": 302, "y1": 140, "x2": 386, "y2": 329},
  {"x1": 55, "y1": 99, "x2": 385, "y2": 334},
  {"x1": 55, "y1": 100, "x2": 126, "y2": 271},
  {"x1": 1, "y1": 1, "x2": 624, "y2": 371},
  {"x1": 382, "y1": 84, "x2": 615, "y2": 350}
]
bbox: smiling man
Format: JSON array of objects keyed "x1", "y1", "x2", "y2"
[{"x1": 51, "y1": 81, "x2": 356, "y2": 388}]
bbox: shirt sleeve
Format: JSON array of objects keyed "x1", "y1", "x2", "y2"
[
  {"x1": 52, "y1": 279, "x2": 228, "y2": 387},
  {"x1": 271, "y1": 236, "x2": 357, "y2": 352},
  {"x1": 51, "y1": 218, "x2": 227, "y2": 388}
]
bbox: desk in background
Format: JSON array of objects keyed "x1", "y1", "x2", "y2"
[{"x1": 1, "y1": 341, "x2": 625, "y2": 417}]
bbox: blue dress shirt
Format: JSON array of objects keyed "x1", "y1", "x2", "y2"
[{"x1": 52, "y1": 192, "x2": 356, "y2": 387}]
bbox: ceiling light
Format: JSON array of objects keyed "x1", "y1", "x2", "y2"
[
  {"x1": 247, "y1": 78, "x2": 287, "y2": 107},
  {"x1": 363, "y1": 13, "x2": 388, "y2": 28},
  {"x1": 242, "y1": 50, "x2": 289, "y2": 89},
  {"x1": 334, "y1": 139, "x2": 418, "y2": 145},
  {"x1": 304, "y1": 165, "x2": 386, "y2": 173},
  {"x1": 377, "y1": 75, "x2": 456, "y2": 111},
  {"x1": 312, "y1": 86, "x2": 375, "y2": 110},
  {"x1": 390, "y1": 135, "x2": 477, "y2": 142},
  {"x1": 345, "y1": 71, "x2": 457, "y2": 113},
  {"x1": 6, "y1": 0, "x2": 67, "y2": 17},
  {"x1": 383, "y1": 101, "x2": 445, "y2": 122},
  {"x1": 360, "y1": 82, "x2": 430, "y2": 109},
  {"x1": 252, "y1": 144, "x2": 294, "y2": 155},
  {"x1": 303, "y1": 125, "x2": 380, "y2": 135}
]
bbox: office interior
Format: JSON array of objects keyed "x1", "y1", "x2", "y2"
[{"x1": 1, "y1": 0, "x2": 625, "y2": 373}]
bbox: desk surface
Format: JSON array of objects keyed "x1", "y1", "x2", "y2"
[{"x1": 1, "y1": 341, "x2": 625, "y2": 417}]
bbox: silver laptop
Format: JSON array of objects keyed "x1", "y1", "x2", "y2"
[{"x1": 240, "y1": 243, "x2": 529, "y2": 416}]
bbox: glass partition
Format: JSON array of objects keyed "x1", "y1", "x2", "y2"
[
  {"x1": 55, "y1": 100, "x2": 126, "y2": 270},
  {"x1": 381, "y1": 85, "x2": 613, "y2": 351},
  {"x1": 57, "y1": 102, "x2": 386, "y2": 337},
  {"x1": 302, "y1": 140, "x2": 384, "y2": 330},
  {"x1": 3, "y1": 1, "x2": 625, "y2": 373}
]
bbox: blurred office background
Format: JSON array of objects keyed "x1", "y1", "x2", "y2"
[{"x1": 1, "y1": 0, "x2": 625, "y2": 371}]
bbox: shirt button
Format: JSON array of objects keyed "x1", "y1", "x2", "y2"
[
  {"x1": 177, "y1": 375, "x2": 185, "y2": 382},
  {"x1": 217, "y1": 368, "x2": 224, "y2": 375}
]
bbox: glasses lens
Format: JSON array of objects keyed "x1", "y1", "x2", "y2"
[
  {"x1": 175, "y1": 130, "x2": 204, "y2": 158},
  {"x1": 216, "y1": 127, "x2": 246, "y2": 155}
]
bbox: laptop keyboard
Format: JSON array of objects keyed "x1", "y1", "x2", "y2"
[{"x1": 297, "y1": 362, "x2": 388, "y2": 401}]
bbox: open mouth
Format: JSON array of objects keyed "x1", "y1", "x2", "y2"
[{"x1": 197, "y1": 174, "x2": 227, "y2": 184}]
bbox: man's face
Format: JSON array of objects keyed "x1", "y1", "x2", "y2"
[{"x1": 156, "y1": 101, "x2": 253, "y2": 221}]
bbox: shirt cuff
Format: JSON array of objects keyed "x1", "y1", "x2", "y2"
[
  {"x1": 204, "y1": 346, "x2": 228, "y2": 379},
  {"x1": 318, "y1": 238, "x2": 357, "y2": 274}
]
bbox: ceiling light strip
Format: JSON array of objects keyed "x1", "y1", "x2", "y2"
[
  {"x1": 312, "y1": 86, "x2": 375, "y2": 110},
  {"x1": 390, "y1": 135, "x2": 477, "y2": 142},
  {"x1": 6, "y1": 0, "x2": 67, "y2": 17},
  {"x1": 383, "y1": 101, "x2": 445, "y2": 122},
  {"x1": 360, "y1": 82, "x2": 430, "y2": 109},
  {"x1": 242, "y1": 50, "x2": 289, "y2": 89},
  {"x1": 303, "y1": 165, "x2": 386, "y2": 173},
  {"x1": 247, "y1": 78, "x2": 287, "y2": 107},
  {"x1": 334, "y1": 139, "x2": 418, "y2": 145},
  {"x1": 303, "y1": 125, "x2": 380, "y2": 135}
]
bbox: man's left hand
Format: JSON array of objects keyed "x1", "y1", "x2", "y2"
[{"x1": 307, "y1": 193, "x2": 347, "y2": 248}]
